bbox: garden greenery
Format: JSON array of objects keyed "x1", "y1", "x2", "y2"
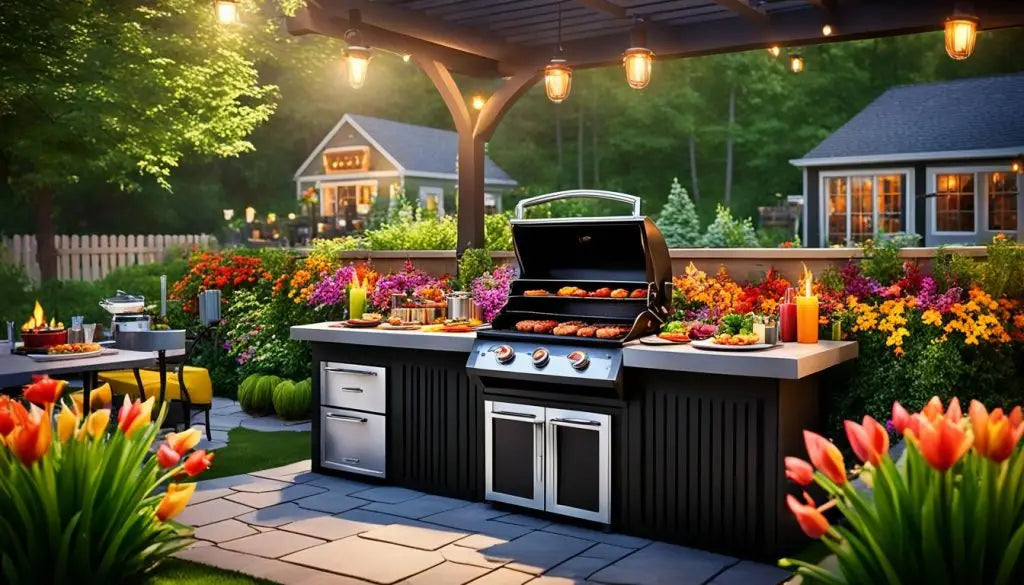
[{"x1": 700, "y1": 204, "x2": 759, "y2": 248}]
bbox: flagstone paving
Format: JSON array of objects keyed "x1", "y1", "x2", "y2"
[
  {"x1": 176, "y1": 459, "x2": 794, "y2": 585},
  {"x1": 186, "y1": 397, "x2": 311, "y2": 451}
]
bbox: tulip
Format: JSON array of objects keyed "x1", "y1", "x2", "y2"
[
  {"x1": 0, "y1": 395, "x2": 14, "y2": 437},
  {"x1": 946, "y1": 397, "x2": 963, "y2": 423},
  {"x1": 916, "y1": 414, "x2": 973, "y2": 471},
  {"x1": 787, "y1": 493, "x2": 831, "y2": 539},
  {"x1": 156, "y1": 443, "x2": 182, "y2": 468},
  {"x1": 82, "y1": 409, "x2": 111, "y2": 440},
  {"x1": 89, "y1": 383, "x2": 113, "y2": 410},
  {"x1": 844, "y1": 415, "x2": 890, "y2": 466},
  {"x1": 56, "y1": 407, "x2": 79, "y2": 443},
  {"x1": 804, "y1": 431, "x2": 847, "y2": 485},
  {"x1": 155, "y1": 482, "x2": 196, "y2": 522},
  {"x1": 785, "y1": 457, "x2": 815, "y2": 486},
  {"x1": 23, "y1": 375, "x2": 66, "y2": 407},
  {"x1": 117, "y1": 395, "x2": 155, "y2": 438},
  {"x1": 921, "y1": 396, "x2": 944, "y2": 421},
  {"x1": 166, "y1": 428, "x2": 201, "y2": 455},
  {"x1": 183, "y1": 450, "x2": 214, "y2": 477},
  {"x1": 892, "y1": 401, "x2": 911, "y2": 435},
  {"x1": 970, "y1": 400, "x2": 1024, "y2": 463},
  {"x1": 9, "y1": 402, "x2": 52, "y2": 467}
]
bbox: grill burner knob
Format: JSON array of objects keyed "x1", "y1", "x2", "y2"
[
  {"x1": 494, "y1": 344, "x2": 515, "y2": 364},
  {"x1": 567, "y1": 350, "x2": 590, "y2": 371},
  {"x1": 531, "y1": 348, "x2": 550, "y2": 368}
]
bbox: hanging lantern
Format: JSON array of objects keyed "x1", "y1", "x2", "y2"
[
  {"x1": 622, "y1": 47, "x2": 654, "y2": 89},
  {"x1": 344, "y1": 44, "x2": 372, "y2": 89},
  {"x1": 544, "y1": 59, "x2": 573, "y2": 103},
  {"x1": 214, "y1": 0, "x2": 240, "y2": 24},
  {"x1": 767, "y1": 46, "x2": 781, "y2": 58},
  {"x1": 821, "y1": 24, "x2": 833, "y2": 37},
  {"x1": 944, "y1": 13, "x2": 979, "y2": 60},
  {"x1": 790, "y1": 54, "x2": 804, "y2": 74}
]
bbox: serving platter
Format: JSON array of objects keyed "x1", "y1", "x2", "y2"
[
  {"x1": 691, "y1": 339, "x2": 781, "y2": 352},
  {"x1": 377, "y1": 323, "x2": 422, "y2": 331},
  {"x1": 638, "y1": 335, "x2": 689, "y2": 346},
  {"x1": 28, "y1": 348, "x2": 104, "y2": 361}
]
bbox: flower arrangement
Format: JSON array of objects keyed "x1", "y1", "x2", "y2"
[
  {"x1": 471, "y1": 264, "x2": 517, "y2": 322},
  {"x1": 371, "y1": 261, "x2": 448, "y2": 310},
  {"x1": 780, "y1": 396, "x2": 1024, "y2": 585},
  {"x1": 300, "y1": 186, "x2": 318, "y2": 206},
  {"x1": 171, "y1": 250, "x2": 272, "y2": 314},
  {"x1": 0, "y1": 376, "x2": 210, "y2": 584}
]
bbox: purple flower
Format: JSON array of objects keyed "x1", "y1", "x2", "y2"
[
  {"x1": 308, "y1": 265, "x2": 357, "y2": 308},
  {"x1": 915, "y1": 276, "x2": 964, "y2": 313},
  {"x1": 885, "y1": 419, "x2": 896, "y2": 434},
  {"x1": 371, "y1": 262, "x2": 437, "y2": 309},
  {"x1": 841, "y1": 262, "x2": 883, "y2": 300},
  {"x1": 471, "y1": 264, "x2": 517, "y2": 322}
]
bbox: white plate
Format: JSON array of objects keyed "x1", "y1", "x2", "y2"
[
  {"x1": 690, "y1": 339, "x2": 780, "y2": 352},
  {"x1": 27, "y1": 349, "x2": 105, "y2": 361}
]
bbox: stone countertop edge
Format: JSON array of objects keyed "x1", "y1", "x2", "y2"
[{"x1": 290, "y1": 323, "x2": 858, "y2": 380}]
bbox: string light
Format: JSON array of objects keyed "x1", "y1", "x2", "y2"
[
  {"x1": 767, "y1": 46, "x2": 781, "y2": 58},
  {"x1": 822, "y1": 24, "x2": 833, "y2": 36},
  {"x1": 790, "y1": 54, "x2": 804, "y2": 74},
  {"x1": 545, "y1": 2, "x2": 573, "y2": 103},
  {"x1": 343, "y1": 11, "x2": 372, "y2": 89}
]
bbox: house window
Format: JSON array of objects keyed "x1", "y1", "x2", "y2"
[
  {"x1": 418, "y1": 186, "x2": 445, "y2": 217},
  {"x1": 824, "y1": 172, "x2": 905, "y2": 245},
  {"x1": 935, "y1": 173, "x2": 975, "y2": 232},
  {"x1": 987, "y1": 172, "x2": 1018, "y2": 231}
]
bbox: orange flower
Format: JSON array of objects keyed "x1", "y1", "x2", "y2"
[
  {"x1": 0, "y1": 395, "x2": 15, "y2": 437},
  {"x1": 156, "y1": 444, "x2": 182, "y2": 468},
  {"x1": 166, "y1": 428, "x2": 201, "y2": 455},
  {"x1": 23, "y1": 374, "x2": 66, "y2": 406},
  {"x1": 920, "y1": 396, "x2": 945, "y2": 421},
  {"x1": 804, "y1": 431, "x2": 847, "y2": 485},
  {"x1": 155, "y1": 482, "x2": 196, "y2": 521},
  {"x1": 914, "y1": 414, "x2": 972, "y2": 471},
  {"x1": 786, "y1": 492, "x2": 831, "y2": 539},
  {"x1": 8, "y1": 402, "x2": 52, "y2": 467},
  {"x1": 183, "y1": 450, "x2": 214, "y2": 476},
  {"x1": 946, "y1": 397, "x2": 962, "y2": 423},
  {"x1": 844, "y1": 415, "x2": 890, "y2": 466},
  {"x1": 970, "y1": 400, "x2": 1024, "y2": 463},
  {"x1": 82, "y1": 409, "x2": 111, "y2": 440},
  {"x1": 56, "y1": 407, "x2": 79, "y2": 443},
  {"x1": 117, "y1": 396, "x2": 155, "y2": 438},
  {"x1": 785, "y1": 457, "x2": 815, "y2": 486}
]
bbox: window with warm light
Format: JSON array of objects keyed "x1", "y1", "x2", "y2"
[
  {"x1": 935, "y1": 173, "x2": 975, "y2": 232},
  {"x1": 825, "y1": 173, "x2": 906, "y2": 245},
  {"x1": 987, "y1": 172, "x2": 1018, "y2": 231}
]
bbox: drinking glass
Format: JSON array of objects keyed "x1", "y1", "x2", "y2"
[{"x1": 82, "y1": 323, "x2": 97, "y2": 343}]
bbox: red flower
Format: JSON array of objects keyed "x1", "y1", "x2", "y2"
[
  {"x1": 183, "y1": 450, "x2": 214, "y2": 476},
  {"x1": 785, "y1": 457, "x2": 815, "y2": 486},
  {"x1": 914, "y1": 414, "x2": 972, "y2": 471},
  {"x1": 157, "y1": 444, "x2": 182, "y2": 468},
  {"x1": 23, "y1": 374, "x2": 66, "y2": 406},
  {"x1": 8, "y1": 402, "x2": 51, "y2": 467},
  {"x1": 844, "y1": 415, "x2": 889, "y2": 466},
  {"x1": 0, "y1": 395, "x2": 15, "y2": 437},
  {"x1": 804, "y1": 431, "x2": 847, "y2": 485},
  {"x1": 787, "y1": 492, "x2": 831, "y2": 539},
  {"x1": 892, "y1": 401, "x2": 911, "y2": 435}
]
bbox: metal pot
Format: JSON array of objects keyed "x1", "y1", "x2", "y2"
[
  {"x1": 447, "y1": 292, "x2": 473, "y2": 321},
  {"x1": 99, "y1": 291, "x2": 145, "y2": 315}
]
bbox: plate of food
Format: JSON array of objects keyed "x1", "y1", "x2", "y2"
[
  {"x1": 29, "y1": 343, "x2": 104, "y2": 361},
  {"x1": 691, "y1": 337, "x2": 779, "y2": 351},
  {"x1": 640, "y1": 320, "x2": 691, "y2": 345}
]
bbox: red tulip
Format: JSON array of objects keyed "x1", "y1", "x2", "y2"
[
  {"x1": 921, "y1": 396, "x2": 944, "y2": 421},
  {"x1": 970, "y1": 400, "x2": 1024, "y2": 463},
  {"x1": 8, "y1": 402, "x2": 52, "y2": 467},
  {"x1": 785, "y1": 457, "x2": 815, "y2": 486},
  {"x1": 804, "y1": 431, "x2": 847, "y2": 485},
  {"x1": 23, "y1": 375, "x2": 66, "y2": 406},
  {"x1": 117, "y1": 396, "x2": 155, "y2": 438},
  {"x1": 892, "y1": 401, "x2": 911, "y2": 435},
  {"x1": 0, "y1": 396, "x2": 15, "y2": 437},
  {"x1": 916, "y1": 414, "x2": 972, "y2": 471},
  {"x1": 844, "y1": 415, "x2": 890, "y2": 466},
  {"x1": 156, "y1": 443, "x2": 182, "y2": 468},
  {"x1": 946, "y1": 397, "x2": 963, "y2": 423},
  {"x1": 183, "y1": 450, "x2": 214, "y2": 476},
  {"x1": 787, "y1": 492, "x2": 831, "y2": 539}
]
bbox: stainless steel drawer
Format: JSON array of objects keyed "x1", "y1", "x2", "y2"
[
  {"x1": 322, "y1": 362, "x2": 386, "y2": 413},
  {"x1": 320, "y1": 406, "x2": 386, "y2": 478}
]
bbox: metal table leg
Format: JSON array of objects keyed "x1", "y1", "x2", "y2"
[{"x1": 82, "y1": 371, "x2": 94, "y2": 416}]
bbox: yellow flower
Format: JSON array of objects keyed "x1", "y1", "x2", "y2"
[
  {"x1": 56, "y1": 407, "x2": 79, "y2": 443},
  {"x1": 922, "y1": 309, "x2": 943, "y2": 327},
  {"x1": 81, "y1": 409, "x2": 111, "y2": 440}
]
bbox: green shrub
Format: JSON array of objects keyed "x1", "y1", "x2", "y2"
[
  {"x1": 932, "y1": 246, "x2": 981, "y2": 290},
  {"x1": 453, "y1": 248, "x2": 494, "y2": 290},
  {"x1": 859, "y1": 234, "x2": 920, "y2": 285},
  {"x1": 273, "y1": 378, "x2": 311, "y2": 420},
  {"x1": 484, "y1": 213, "x2": 513, "y2": 251},
  {"x1": 237, "y1": 374, "x2": 264, "y2": 411},
  {"x1": 0, "y1": 249, "x2": 33, "y2": 325},
  {"x1": 700, "y1": 205, "x2": 759, "y2": 248},
  {"x1": 250, "y1": 375, "x2": 280, "y2": 413},
  {"x1": 656, "y1": 178, "x2": 702, "y2": 248},
  {"x1": 981, "y1": 235, "x2": 1024, "y2": 299}
]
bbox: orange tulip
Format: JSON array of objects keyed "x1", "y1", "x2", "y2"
[
  {"x1": 155, "y1": 482, "x2": 196, "y2": 521},
  {"x1": 56, "y1": 407, "x2": 79, "y2": 443},
  {"x1": 23, "y1": 375, "x2": 66, "y2": 406},
  {"x1": 166, "y1": 428, "x2": 201, "y2": 455},
  {"x1": 787, "y1": 492, "x2": 831, "y2": 539},
  {"x1": 946, "y1": 397, "x2": 963, "y2": 423},
  {"x1": 117, "y1": 395, "x2": 155, "y2": 438},
  {"x1": 8, "y1": 402, "x2": 52, "y2": 466},
  {"x1": 156, "y1": 443, "x2": 182, "y2": 468},
  {"x1": 0, "y1": 396, "x2": 15, "y2": 437},
  {"x1": 82, "y1": 409, "x2": 111, "y2": 440},
  {"x1": 892, "y1": 401, "x2": 911, "y2": 435},
  {"x1": 844, "y1": 415, "x2": 890, "y2": 466},
  {"x1": 804, "y1": 431, "x2": 847, "y2": 485},
  {"x1": 921, "y1": 396, "x2": 944, "y2": 421},
  {"x1": 785, "y1": 457, "x2": 815, "y2": 486},
  {"x1": 916, "y1": 414, "x2": 973, "y2": 471},
  {"x1": 970, "y1": 400, "x2": 1024, "y2": 463},
  {"x1": 183, "y1": 450, "x2": 214, "y2": 477}
]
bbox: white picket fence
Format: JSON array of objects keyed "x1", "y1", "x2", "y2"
[{"x1": 2, "y1": 234, "x2": 215, "y2": 282}]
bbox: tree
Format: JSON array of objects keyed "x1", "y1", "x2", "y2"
[
  {"x1": 657, "y1": 178, "x2": 702, "y2": 247},
  {"x1": 701, "y1": 205, "x2": 759, "y2": 248},
  {"x1": 0, "y1": 1, "x2": 296, "y2": 279}
]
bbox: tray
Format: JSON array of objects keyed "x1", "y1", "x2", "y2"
[
  {"x1": 377, "y1": 323, "x2": 421, "y2": 331},
  {"x1": 638, "y1": 335, "x2": 689, "y2": 346},
  {"x1": 28, "y1": 349, "x2": 105, "y2": 361},
  {"x1": 690, "y1": 339, "x2": 781, "y2": 352}
]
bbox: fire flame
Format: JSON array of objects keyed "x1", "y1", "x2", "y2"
[
  {"x1": 799, "y1": 263, "x2": 814, "y2": 297},
  {"x1": 22, "y1": 300, "x2": 45, "y2": 332}
]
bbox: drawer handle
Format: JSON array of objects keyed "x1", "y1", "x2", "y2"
[
  {"x1": 326, "y1": 413, "x2": 368, "y2": 423},
  {"x1": 340, "y1": 387, "x2": 364, "y2": 393},
  {"x1": 550, "y1": 417, "x2": 602, "y2": 427},
  {"x1": 492, "y1": 410, "x2": 537, "y2": 420},
  {"x1": 325, "y1": 367, "x2": 378, "y2": 376},
  {"x1": 340, "y1": 457, "x2": 361, "y2": 464}
]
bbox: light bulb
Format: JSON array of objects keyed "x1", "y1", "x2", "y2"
[
  {"x1": 544, "y1": 59, "x2": 573, "y2": 103},
  {"x1": 345, "y1": 45, "x2": 372, "y2": 89},
  {"x1": 622, "y1": 47, "x2": 654, "y2": 89}
]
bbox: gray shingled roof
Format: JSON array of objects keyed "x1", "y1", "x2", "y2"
[
  {"x1": 798, "y1": 73, "x2": 1024, "y2": 161},
  {"x1": 349, "y1": 114, "x2": 515, "y2": 183}
]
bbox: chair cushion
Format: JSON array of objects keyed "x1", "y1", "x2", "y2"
[{"x1": 98, "y1": 366, "x2": 213, "y2": 405}]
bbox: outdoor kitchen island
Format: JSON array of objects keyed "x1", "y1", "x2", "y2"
[{"x1": 290, "y1": 324, "x2": 857, "y2": 560}]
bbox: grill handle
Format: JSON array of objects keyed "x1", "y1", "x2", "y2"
[{"x1": 514, "y1": 190, "x2": 641, "y2": 220}]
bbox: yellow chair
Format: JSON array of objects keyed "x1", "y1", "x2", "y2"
[{"x1": 98, "y1": 366, "x2": 213, "y2": 439}]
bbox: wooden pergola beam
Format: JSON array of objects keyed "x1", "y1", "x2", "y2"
[
  {"x1": 711, "y1": 0, "x2": 768, "y2": 23},
  {"x1": 804, "y1": 0, "x2": 836, "y2": 14},
  {"x1": 574, "y1": 0, "x2": 627, "y2": 19}
]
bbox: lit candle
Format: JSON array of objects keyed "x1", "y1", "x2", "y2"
[
  {"x1": 796, "y1": 264, "x2": 819, "y2": 344},
  {"x1": 349, "y1": 274, "x2": 366, "y2": 320}
]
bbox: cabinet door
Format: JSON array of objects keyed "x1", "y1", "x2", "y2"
[
  {"x1": 321, "y1": 362, "x2": 386, "y2": 413},
  {"x1": 545, "y1": 407, "x2": 611, "y2": 524},
  {"x1": 485, "y1": 401, "x2": 545, "y2": 510}
]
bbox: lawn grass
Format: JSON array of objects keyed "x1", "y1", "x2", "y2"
[
  {"x1": 143, "y1": 559, "x2": 276, "y2": 585},
  {"x1": 195, "y1": 427, "x2": 310, "y2": 481}
]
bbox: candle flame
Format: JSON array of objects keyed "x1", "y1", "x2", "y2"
[
  {"x1": 800, "y1": 263, "x2": 813, "y2": 297},
  {"x1": 21, "y1": 300, "x2": 46, "y2": 332}
]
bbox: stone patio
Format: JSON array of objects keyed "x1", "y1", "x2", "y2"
[
  {"x1": 176, "y1": 461, "x2": 792, "y2": 585},
  {"x1": 187, "y1": 396, "x2": 311, "y2": 451}
]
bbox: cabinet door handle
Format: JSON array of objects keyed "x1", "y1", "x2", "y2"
[
  {"x1": 492, "y1": 410, "x2": 536, "y2": 419},
  {"x1": 326, "y1": 413, "x2": 368, "y2": 423},
  {"x1": 325, "y1": 367, "x2": 378, "y2": 376},
  {"x1": 340, "y1": 457, "x2": 361, "y2": 464},
  {"x1": 550, "y1": 417, "x2": 602, "y2": 427},
  {"x1": 340, "y1": 387, "x2": 364, "y2": 393}
]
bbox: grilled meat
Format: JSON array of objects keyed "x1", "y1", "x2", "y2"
[
  {"x1": 533, "y1": 320, "x2": 559, "y2": 334},
  {"x1": 596, "y1": 326, "x2": 629, "y2": 339},
  {"x1": 524, "y1": 289, "x2": 551, "y2": 296},
  {"x1": 514, "y1": 320, "x2": 539, "y2": 332},
  {"x1": 576, "y1": 326, "x2": 598, "y2": 338},
  {"x1": 630, "y1": 288, "x2": 647, "y2": 298},
  {"x1": 610, "y1": 288, "x2": 629, "y2": 298},
  {"x1": 553, "y1": 321, "x2": 584, "y2": 336},
  {"x1": 590, "y1": 288, "x2": 611, "y2": 298}
]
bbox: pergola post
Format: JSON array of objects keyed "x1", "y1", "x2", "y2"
[{"x1": 414, "y1": 56, "x2": 540, "y2": 253}]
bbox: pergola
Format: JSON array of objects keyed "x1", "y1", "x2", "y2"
[{"x1": 288, "y1": 0, "x2": 1024, "y2": 252}]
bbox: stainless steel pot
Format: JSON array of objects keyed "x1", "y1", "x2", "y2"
[{"x1": 447, "y1": 292, "x2": 473, "y2": 321}]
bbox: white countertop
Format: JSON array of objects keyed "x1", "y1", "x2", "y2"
[{"x1": 290, "y1": 323, "x2": 858, "y2": 380}]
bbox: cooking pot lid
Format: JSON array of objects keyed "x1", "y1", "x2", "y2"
[{"x1": 102, "y1": 290, "x2": 145, "y2": 304}]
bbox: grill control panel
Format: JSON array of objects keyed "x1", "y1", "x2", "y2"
[{"x1": 466, "y1": 340, "x2": 622, "y2": 388}]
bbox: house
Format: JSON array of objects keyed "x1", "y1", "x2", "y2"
[
  {"x1": 294, "y1": 114, "x2": 517, "y2": 234},
  {"x1": 791, "y1": 73, "x2": 1024, "y2": 247}
]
